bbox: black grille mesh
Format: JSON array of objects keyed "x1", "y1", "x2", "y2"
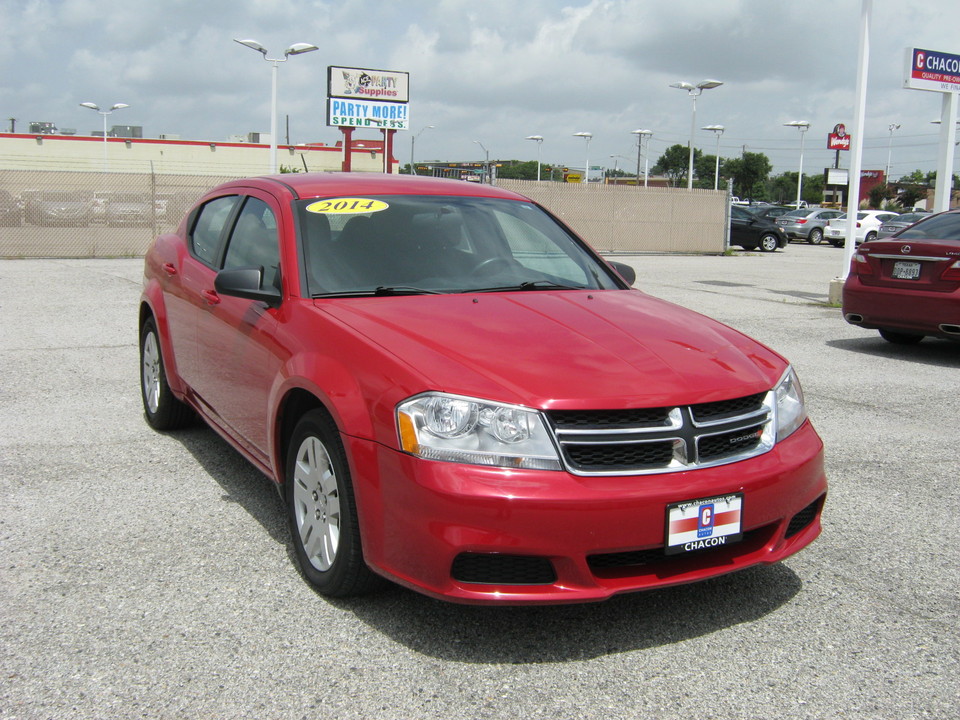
[
  {"x1": 549, "y1": 407, "x2": 671, "y2": 429},
  {"x1": 691, "y1": 392, "x2": 766, "y2": 422},
  {"x1": 451, "y1": 553, "x2": 556, "y2": 585},
  {"x1": 564, "y1": 441, "x2": 674, "y2": 470},
  {"x1": 786, "y1": 497, "x2": 823, "y2": 538}
]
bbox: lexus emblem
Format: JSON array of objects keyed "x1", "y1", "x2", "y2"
[{"x1": 901, "y1": 245, "x2": 911, "y2": 254}]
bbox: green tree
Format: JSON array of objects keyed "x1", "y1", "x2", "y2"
[
  {"x1": 496, "y1": 160, "x2": 539, "y2": 180},
  {"x1": 693, "y1": 154, "x2": 719, "y2": 189},
  {"x1": 723, "y1": 152, "x2": 772, "y2": 199},
  {"x1": 653, "y1": 144, "x2": 699, "y2": 187},
  {"x1": 868, "y1": 183, "x2": 892, "y2": 209}
]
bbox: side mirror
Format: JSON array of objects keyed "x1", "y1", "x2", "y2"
[
  {"x1": 608, "y1": 261, "x2": 636, "y2": 287},
  {"x1": 214, "y1": 267, "x2": 281, "y2": 307}
]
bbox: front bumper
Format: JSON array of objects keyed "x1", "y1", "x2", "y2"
[{"x1": 346, "y1": 421, "x2": 827, "y2": 604}]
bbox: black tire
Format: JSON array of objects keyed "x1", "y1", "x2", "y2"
[
  {"x1": 879, "y1": 329, "x2": 924, "y2": 345},
  {"x1": 829, "y1": 239, "x2": 844, "y2": 248},
  {"x1": 140, "y1": 317, "x2": 193, "y2": 430},
  {"x1": 809, "y1": 228, "x2": 823, "y2": 244},
  {"x1": 285, "y1": 410, "x2": 379, "y2": 597},
  {"x1": 759, "y1": 234, "x2": 779, "y2": 252}
]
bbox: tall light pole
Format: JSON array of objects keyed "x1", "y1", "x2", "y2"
[
  {"x1": 79, "y1": 102, "x2": 129, "y2": 171},
  {"x1": 784, "y1": 120, "x2": 811, "y2": 207},
  {"x1": 573, "y1": 131, "x2": 592, "y2": 183},
  {"x1": 631, "y1": 129, "x2": 653, "y2": 187},
  {"x1": 670, "y1": 80, "x2": 723, "y2": 189},
  {"x1": 702, "y1": 125, "x2": 725, "y2": 190},
  {"x1": 885, "y1": 122, "x2": 900, "y2": 181},
  {"x1": 410, "y1": 125, "x2": 434, "y2": 175},
  {"x1": 525, "y1": 135, "x2": 544, "y2": 181},
  {"x1": 474, "y1": 140, "x2": 490, "y2": 183},
  {"x1": 233, "y1": 38, "x2": 319, "y2": 174}
]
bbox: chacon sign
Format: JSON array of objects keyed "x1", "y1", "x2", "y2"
[{"x1": 904, "y1": 48, "x2": 960, "y2": 93}]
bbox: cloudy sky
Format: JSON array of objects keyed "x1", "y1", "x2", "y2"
[{"x1": 2, "y1": 0, "x2": 958, "y2": 178}]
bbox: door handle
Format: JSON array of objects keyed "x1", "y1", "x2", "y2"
[
  {"x1": 162, "y1": 263, "x2": 177, "y2": 276},
  {"x1": 202, "y1": 289, "x2": 221, "y2": 305}
]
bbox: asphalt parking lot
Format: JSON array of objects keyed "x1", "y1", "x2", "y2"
[{"x1": 1, "y1": 244, "x2": 957, "y2": 719}]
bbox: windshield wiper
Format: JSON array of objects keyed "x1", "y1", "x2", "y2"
[
  {"x1": 373, "y1": 285, "x2": 444, "y2": 296},
  {"x1": 312, "y1": 286, "x2": 444, "y2": 298},
  {"x1": 473, "y1": 280, "x2": 585, "y2": 293}
]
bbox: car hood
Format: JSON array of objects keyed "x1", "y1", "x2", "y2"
[{"x1": 316, "y1": 290, "x2": 786, "y2": 409}]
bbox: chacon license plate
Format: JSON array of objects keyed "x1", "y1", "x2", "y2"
[
  {"x1": 665, "y1": 493, "x2": 743, "y2": 555},
  {"x1": 892, "y1": 261, "x2": 921, "y2": 280}
]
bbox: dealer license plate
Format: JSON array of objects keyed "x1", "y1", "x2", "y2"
[
  {"x1": 892, "y1": 261, "x2": 921, "y2": 280},
  {"x1": 665, "y1": 493, "x2": 743, "y2": 555}
]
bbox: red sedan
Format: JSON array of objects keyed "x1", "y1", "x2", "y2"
[
  {"x1": 139, "y1": 173, "x2": 826, "y2": 605},
  {"x1": 843, "y1": 209, "x2": 960, "y2": 344}
]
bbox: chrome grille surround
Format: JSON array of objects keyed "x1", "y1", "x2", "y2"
[{"x1": 546, "y1": 391, "x2": 774, "y2": 476}]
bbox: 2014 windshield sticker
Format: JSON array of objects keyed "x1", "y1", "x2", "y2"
[{"x1": 306, "y1": 198, "x2": 389, "y2": 215}]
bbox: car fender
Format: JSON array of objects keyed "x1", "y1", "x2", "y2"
[{"x1": 139, "y1": 282, "x2": 188, "y2": 398}]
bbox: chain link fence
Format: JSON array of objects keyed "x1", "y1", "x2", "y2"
[
  {"x1": 0, "y1": 169, "x2": 728, "y2": 258},
  {"x1": 0, "y1": 169, "x2": 234, "y2": 258},
  {"x1": 497, "y1": 180, "x2": 728, "y2": 254}
]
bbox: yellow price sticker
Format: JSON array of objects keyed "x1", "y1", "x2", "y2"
[{"x1": 306, "y1": 198, "x2": 389, "y2": 215}]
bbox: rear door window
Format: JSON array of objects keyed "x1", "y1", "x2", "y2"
[{"x1": 190, "y1": 195, "x2": 239, "y2": 266}]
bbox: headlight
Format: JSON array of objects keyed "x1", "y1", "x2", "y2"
[
  {"x1": 397, "y1": 392, "x2": 562, "y2": 470},
  {"x1": 774, "y1": 366, "x2": 807, "y2": 441}
]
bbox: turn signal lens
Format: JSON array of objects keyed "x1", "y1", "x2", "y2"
[{"x1": 851, "y1": 252, "x2": 873, "y2": 276}]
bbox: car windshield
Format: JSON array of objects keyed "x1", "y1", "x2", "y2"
[
  {"x1": 897, "y1": 212, "x2": 960, "y2": 242},
  {"x1": 297, "y1": 195, "x2": 622, "y2": 296}
]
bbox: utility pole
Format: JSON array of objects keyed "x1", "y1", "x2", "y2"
[{"x1": 7, "y1": 118, "x2": 15, "y2": 133}]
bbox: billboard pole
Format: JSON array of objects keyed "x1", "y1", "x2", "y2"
[{"x1": 933, "y1": 93, "x2": 959, "y2": 212}]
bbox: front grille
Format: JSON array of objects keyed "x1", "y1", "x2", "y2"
[
  {"x1": 588, "y1": 527, "x2": 769, "y2": 572},
  {"x1": 451, "y1": 553, "x2": 557, "y2": 585},
  {"x1": 546, "y1": 392, "x2": 772, "y2": 476}
]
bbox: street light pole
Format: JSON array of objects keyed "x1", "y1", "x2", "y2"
[
  {"x1": 410, "y1": 125, "x2": 434, "y2": 175},
  {"x1": 885, "y1": 122, "x2": 900, "y2": 180},
  {"x1": 234, "y1": 38, "x2": 319, "y2": 174},
  {"x1": 525, "y1": 135, "x2": 544, "y2": 181},
  {"x1": 573, "y1": 132, "x2": 592, "y2": 184},
  {"x1": 702, "y1": 125, "x2": 725, "y2": 190},
  {"x1": 474, "y1": 140, "x2": 490, "y2": 183},
  {"x1": 79, "y1": 102, "x2": 129, "y2": 171},
  {"x1": 784, "y1": 120, "x2": 811, "y2": 207},
  {"x1": 631, "y1": 129, "x2": 653, "y2": 187},
  {"x1": 670, "y1": 80, "x2": 723, "y2": 189}
]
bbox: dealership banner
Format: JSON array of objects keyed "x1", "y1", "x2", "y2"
[
  {"x1": 904, "y1": 48, "x2": 960, "y2": 93},
  {"x1": 327, "y1": 99, "x2": 409, "y2": 130}
]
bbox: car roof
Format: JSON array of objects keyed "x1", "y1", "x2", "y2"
[{"x1": 212, "y1": 172, "x2": 532, "y2": 202}]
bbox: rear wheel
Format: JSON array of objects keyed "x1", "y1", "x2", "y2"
[
  {"x1": 864, "y1": 231, "x2": 877, "y2": 244},
  {"x1": 879, "y1": 329, "x2": 924, "y2": 344},
  {"x1": 759, "y1": 234, "x2": 779, "y2": 252},
  {"x1": 140, "y1": 317, "x2": 193, "y2": 430},
  {"x1": 808, "y1": 228, "x2": 823, "y2": 244},
  {"x1": 286, "y1": 410, "x2": 379, "y2": 597}
]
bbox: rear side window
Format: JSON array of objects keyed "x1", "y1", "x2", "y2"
[{"x1": 190, "y1": 195, "x2": 239, "y2": 265}]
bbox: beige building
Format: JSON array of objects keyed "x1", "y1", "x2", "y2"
[{"x1": 0, "y1": 132, "x2": 396, "y2": 175}]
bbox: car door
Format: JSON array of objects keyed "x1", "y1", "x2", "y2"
[
  {"x1": 162, "y1": 194, "x2": 240, "y2": 391},
  {"x1": 729, "y1": 206, "x2": 756, "y2": 248},
  {"x1": 193, "y1": 192, "x2": 284, "y2": 464}
]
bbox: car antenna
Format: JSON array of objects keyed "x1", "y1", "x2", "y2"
[{"x1": 300, "y1": 153, "x2": 309, "y2": 173}]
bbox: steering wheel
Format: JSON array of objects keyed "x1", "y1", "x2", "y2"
[{"x1": 470, "y1": 257, "x2": 512, "y2": 276}]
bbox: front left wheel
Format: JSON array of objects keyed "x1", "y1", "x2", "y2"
[
  {"x1": 140, "y1": 317, "x2": 193, "y2": 430},
  {"x1": 286, "y1": 410, "x2": 379, "y2": 597}
]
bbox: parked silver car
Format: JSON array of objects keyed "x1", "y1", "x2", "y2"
[
  {"x1": 776, "y1": 208, "x2": 845, "y2": 244},
  {"x1": 876, "y1": 211, "x2": 931, "y2": 238}
]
